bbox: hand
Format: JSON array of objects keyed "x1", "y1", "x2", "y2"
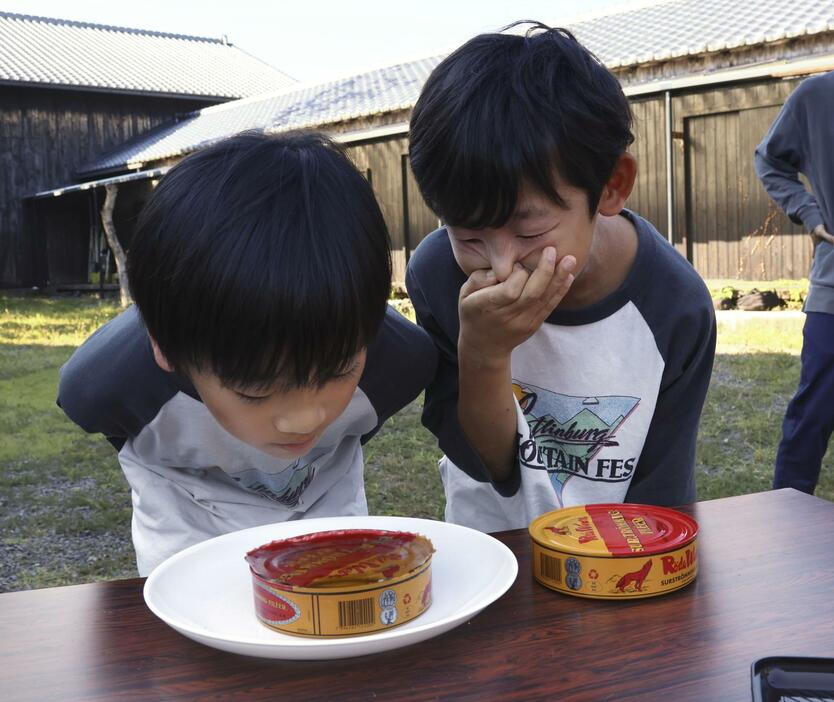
[
  {"x1": 458, "y1": 247, "x2": 575, "y2": 366},
  {"x1": 812, "y1": 224, "x2": 834, "y2": 245}
]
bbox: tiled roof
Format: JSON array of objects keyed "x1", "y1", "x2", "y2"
[
  {"x1": 78, "y1": 57, "x2": 442, "y2": 175},
  {"x1": 80, "y1": 0, "x2": 834, "y2": 176},
  {"x1": 569, "y1": 0, "x2": 834, "y2": 68},
  {"x1": 0, "y1": 11, "x2": 295, "y2": 98}
]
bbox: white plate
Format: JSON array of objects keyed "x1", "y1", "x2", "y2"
[{"x1": 144, "y1": 515, "x2": 518, "y2": 660}]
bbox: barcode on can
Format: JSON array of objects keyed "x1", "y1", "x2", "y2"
[
  {"x1": 338, "y1": 597, "x2": 375, "y2": 628},
  {"x1": 540, "y1": 553, "x2": 562, "y2": 583}
]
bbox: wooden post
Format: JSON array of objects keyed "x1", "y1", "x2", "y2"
[{"x1": 101, "y1": 184, "x2": 132, "y2": 307}]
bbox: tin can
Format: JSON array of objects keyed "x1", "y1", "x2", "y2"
[
  {"x1": 245, "y1": 529, "x2": 434, "y2": 637},
  {"x1": 529, "y1": 504, "x2": 698, "y2": 600}
]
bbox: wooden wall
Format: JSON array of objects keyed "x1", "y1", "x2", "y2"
[
  {"x1": 606, "y1": 78, "x2": 813, "y2": 281},
  {"x1": 628, "y1": 97, "x2": 669, "y2": 241},
  {"x1": 671, "y1": 78, "x2": 810, "y2": 280},
  {"x1": 0, "y1": 85, "x2": 218, "y2": 287},
  {"x1": 347, "y1": 137, "x2": 439, "y2": 283}
]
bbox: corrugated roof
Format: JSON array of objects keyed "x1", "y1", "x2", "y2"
[
  {"x1": 0, "y1": 11, "x2": 295, "y2": 98},
  {"x1": 80, "y1": 0, "x2": 834, "y2": 176},
  {"x1": 78, "y1": 57, "x2": 442, "y2": 176}
]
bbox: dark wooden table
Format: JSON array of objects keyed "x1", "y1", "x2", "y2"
[{"x1": 2, "y1": 488, "x2": 834, "y2": 702}]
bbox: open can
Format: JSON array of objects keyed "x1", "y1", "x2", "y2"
[
  {"x1": 245, "y1": 529, "x2": 434, "y2": 637},
  {"x1": 529, "y1": 504, "x2": 698, "y2": 600}
]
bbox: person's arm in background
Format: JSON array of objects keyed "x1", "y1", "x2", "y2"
[{"x1": 754, "y1": 93, "x2": 834, "y2": 244}]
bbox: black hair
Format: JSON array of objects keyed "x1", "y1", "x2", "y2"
[
  {"x1": 128, "y1": 130, "x2": 392, "y2": 390},
  {"x1": 409, "y1": 21, "x2": 634, "y2": 227}
]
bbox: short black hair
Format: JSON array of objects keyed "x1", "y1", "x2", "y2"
[
  {"x1": 409, "y1": 22, "x2": 634, "y2": 227},
  {"x1": 128, "y1": 130, "x2": 392, "y2": 390}
]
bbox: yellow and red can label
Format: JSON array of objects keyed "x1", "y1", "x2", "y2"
[
  {"x1": 246, "y1": 529, "x2": 434, "y2": 637},
  {"x1": 529, "y1": 504, "x2": 698, "y2": 600},
  {"x1": 251, "y1": 560, "x2": 432, "y2": 637}
]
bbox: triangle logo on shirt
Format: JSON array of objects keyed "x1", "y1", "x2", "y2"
[{"x1": 514, "y1": 382, "x2": 640, "y2": 502}]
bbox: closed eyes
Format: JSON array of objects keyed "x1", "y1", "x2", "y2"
[{"x1": 237, "y1": 392, "x2": 270, "y2": 404}]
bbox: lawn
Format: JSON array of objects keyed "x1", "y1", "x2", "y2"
[{"x1": 1, "y1": 293, "x2": 831, "y2": 592}]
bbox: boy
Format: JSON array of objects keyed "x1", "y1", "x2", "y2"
[
  {"x1": 58, "y1": 131, "x2": 436, "y2": 575},
  {"x1": 406, "y1": 24, "x2": 716, "y2": 531}
]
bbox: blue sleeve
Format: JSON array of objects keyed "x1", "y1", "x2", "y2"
[
  {"x1": 358, "y1": 305, "x2": 438, "y2": 444},
  {"x1": 754, "y1": 85, "x2": 824, "y2": 232}
]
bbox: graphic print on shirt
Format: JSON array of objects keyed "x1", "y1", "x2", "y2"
[
  {"x1": 230, "y1": 452, "x2": 326, "y2": 507},
  {"x1": 513, "y1": 382, "x2": 641, "y2": 503}
]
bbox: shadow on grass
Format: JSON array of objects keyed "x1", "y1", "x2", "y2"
[{"x1": 697, "y1": 352, "x2": 834, "y2": 503}]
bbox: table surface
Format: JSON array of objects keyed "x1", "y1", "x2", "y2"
[{"x1": 2, "y1": 488, "x2": 833, "y2": 702}]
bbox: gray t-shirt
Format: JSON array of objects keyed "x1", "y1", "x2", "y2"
[
  {"x1": 58, "y1": 305, "x2": 436, "y2": 574},
  {"x1": 406, "y1": 211, "x2": 716, "y2": 531}
]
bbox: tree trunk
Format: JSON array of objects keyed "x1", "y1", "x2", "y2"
[{"x1": 101, "y1": 184, "x2": 132, "y2": 308}]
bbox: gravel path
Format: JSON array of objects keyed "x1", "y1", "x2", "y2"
[{"x1": 0, "y1": 474, "x2": 137, "y2": 593}]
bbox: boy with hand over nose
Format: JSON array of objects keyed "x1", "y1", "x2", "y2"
[{"x1": 406, "y1": 23, "x2": 716, "y2": 531}]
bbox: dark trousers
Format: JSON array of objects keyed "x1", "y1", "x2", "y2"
[{"x1": 774, "y1": 311, "x2": 834, "y2": 493}]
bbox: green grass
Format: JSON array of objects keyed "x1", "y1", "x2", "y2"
[
  {"x1": 1, "y1": 293, "x2": 831, "y2": 592},
  {"x1": 698, "y1": 313, "x2": 834, "y2": 502}
]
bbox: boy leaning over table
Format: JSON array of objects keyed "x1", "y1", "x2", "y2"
[
  {"x1": 58, "y1": 131, "x2": 437, "y2": 575},
  {"x1": 405, "y1": 22, "x2": 717, "y2": 532}
]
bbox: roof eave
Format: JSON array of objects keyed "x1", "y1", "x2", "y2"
[
  {"x1": 608, "y1": 30, "x2": 834, "y2": 72},
  {"x1": 0, "y1": 78, "x2": 239, "y2": 102},
  {"x1": 623, "y1": 52, "x2": 834, "y2": 97}
]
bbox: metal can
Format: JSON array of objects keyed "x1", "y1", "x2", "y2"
[
  {"x1": 529, "y1": 504, "x2": 698, "y2": 600},
  {"x1": 245, "y1": 529, "x2": 434, "y2": 637}
]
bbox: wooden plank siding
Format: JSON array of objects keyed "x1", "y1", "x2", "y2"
[
  {"x1": 627, "y1": 97, "x2": 668, "y2": 242},
  {"x1": 346, "y1": 137, "x2": 437, "y2": 283},
  {"x1": 670, "y1": 77, "x2": 811, "y2": 280},
  {"x1": 0, "y1": 85, "x2": 218, "y2": 287}
]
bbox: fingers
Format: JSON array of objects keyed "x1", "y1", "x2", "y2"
[
  {"x1": 523, "y1": 249, "x2": 576, "y2": 311},
  {"x1": 489, "y1": 264, "x2": 530, "y2": 305},
  {"x1": 517, "y1": 247, "x2": 557, "y2": 303},
  {"x1": 544, "y1": 256, "x2": 576, "y2": 311},
  {"x1": 460, "y1": 264, "x2": 529, "y2": 307},
  {"x1": 812, "y1": 226, "x2": 834, "y2": 245},
  {"x1": 461, "y1": 246, "x2": 577, "y2": 313},
  {"x1": 460, "y1": 268, "x2": 497, "y2": 299}
]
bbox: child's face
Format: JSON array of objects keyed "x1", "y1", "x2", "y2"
[
  {"x1": 447, "y1": 181, "x2": 595, "y2": 283},
  {"x1": 188, "y1": 350, "x2": 367, "y2": 460}
]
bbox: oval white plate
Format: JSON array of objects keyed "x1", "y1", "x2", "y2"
[{"x1": 144, "y1": 515, "x2": 518, "y2": 660}]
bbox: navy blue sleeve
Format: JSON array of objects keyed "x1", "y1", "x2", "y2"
[
  {"x1": 406, "y1": 230, "x2": 522, "y2": 496},
  {"x1": 627, "y1": 234, "x2": 717, "y2": 506},
  {"x1": 57, "y1": 306, "x2": 185, "y2": 450},
  {"x1": 358, "y1": 305, "x2": 438, "y2": 444}
]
